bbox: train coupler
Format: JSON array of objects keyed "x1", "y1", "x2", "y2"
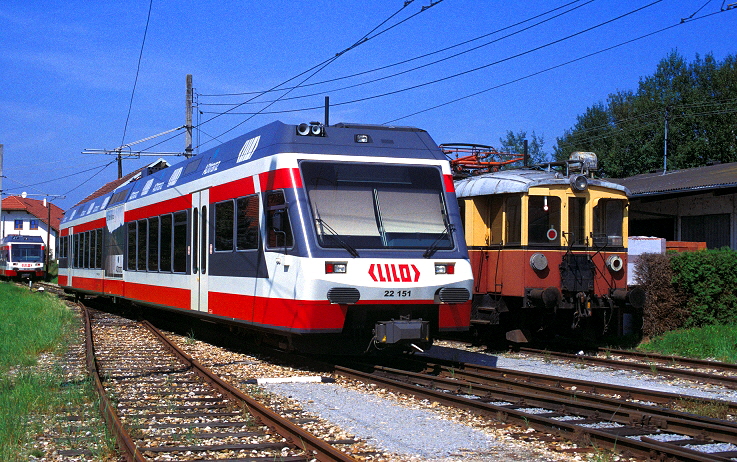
[{"x1": 374, "y1": 319, "x2": 430, "y2": 345}]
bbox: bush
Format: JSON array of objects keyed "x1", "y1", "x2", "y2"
[
  {"x1": 636, "y1": 253, "x2": 688, "y2": 337},
  {"x1": 670, "y1": 248, "x2": 737, "y2": 327},
  {"x1": 636, "y1": 248, "x2": 737, "y2": 337}
]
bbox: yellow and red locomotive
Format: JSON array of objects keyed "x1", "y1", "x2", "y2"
[{"x1": 445, "y1": 145, "x2": 644, "y2": 344}]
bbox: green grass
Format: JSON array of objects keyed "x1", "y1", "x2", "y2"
[
  {"x1": 0, "y1": 282, "x2": 114, "y2": 460},
  {"x1": 638, "y1": 324, "x2": 737, "y2": 363}
]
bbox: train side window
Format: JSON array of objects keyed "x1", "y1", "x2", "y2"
[
  {"x1": 73, "y1": 233, "x2": 80, "y2": 268},
  {"x1": 89, "y1": 231, "x2": 95, "y2": 269},
  {"x1": 95, "y1": 229, "x2": 103, "y2": 269},
  {"x1": 505, "y1": 195, "x2": 521, "y2": 245},
  {"x1": 488, "y1": 196, "x2": 503, "y2": 245},
  {"x1": 82, "y1": 232, "x2": 89, "y2": 268},
  {"x1": 214, "y1": 200, "x2": 234, "y2": 252},
  {"x1": 528, "y1": 196, "x2": 561, "y2": 245},
  {"x1": 127, "y1": 222, "x2": 137, "y2": 271},
  {"x1": 192, "y1": 208, "x2": 199, "y2": 273},
  {"x1": 594, "y1": 199, "x2": 625, "y2": 247},
  {"x1": 160, "y1": 214, "x2": 172, "y2": 272},
  {"x1": 137, "y1": 219, "x2": 147, "y2": 271},
  {"x1": 568, "y1": 197, "x2": 586, "y2": 246},
  {"x1": 148, "y1": 217, "x2": 159, "y2": 272},
  {"x1": 266, "y1": 191, "x2": 293, "y2": 248},
  {"x1": 200, "y1": 205, "x2": 207, "y2": 274},
  {"x1": 236, "y1": 195, "x2": 259, "y2": 250},
  {"x1": 172, "y1": 211, "x2": 187, "y2": 273}
]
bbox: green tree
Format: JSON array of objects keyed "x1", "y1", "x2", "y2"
[
  {"x1": 499, "y1": 129, "x2": 548, "y2": 166},
  {"x1": 555, "y1": 51, "x2": 737, "y2": 177}
]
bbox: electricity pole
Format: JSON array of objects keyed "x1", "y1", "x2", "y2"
[{"x1": 185, "y1": 74, "x2": 193, "y2": 159}]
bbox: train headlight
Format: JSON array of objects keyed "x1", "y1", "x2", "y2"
[
  {"x1": 570, "y1": 174, "x2": 588, "y2": 191},
  {"x1": 529, "y1": 253, "x2": 548, "y2": 271},
  {"x1": 355, "y1": 134, "x2": 371, "y2": 143},
  {"x1": 435, "y1": 263, "x2": 455, "y2": 274},
  {"x1": 606, "y1": 255, "x2": 624, "y2": 272},
  {"x1": 325, "y1": 262, "x2": 347, "y2": 274},
  {"x1": 296, "y1": 122, "x2": 325, "y2": 137}
]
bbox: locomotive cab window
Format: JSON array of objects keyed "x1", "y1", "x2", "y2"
[
  {"x1": 528, "y1": 195, "x2": 561, "y2": 246},
  {"x1": 505, "y1": 195, "x2": 521, "y2": 246},
  {"x1": 300, "y1": 161, "x2": 452, "y2": 251},
  {"x1": 593, "y1": 199, "x2": 625, "y2": 247},
  {"x1": 568, "y1": 197, "x2": 586, "y2": 246},
  {"x1": 266, "y1": 190, "x2": 293, "y2": 248}
]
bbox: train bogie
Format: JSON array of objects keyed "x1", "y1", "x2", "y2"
[{"x1": 59, "y1": 122, "x2": 473, "y2": 354}]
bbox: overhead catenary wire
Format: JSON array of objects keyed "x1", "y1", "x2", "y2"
[
  {"x1": 201, "y1": 0, "x2": 444, "y2": 144},
  {"x1": 199, "y1": 0, "x2": 667, "y2": 118},
  {"x1": 197, "y1": 0, "x2": 588, "y2": 99},
  {"x1": 197, "y1": 0, "x2": 593, "y2": 108},
  {"x1": 383, "y1": 7, "x2": 733, "y2": 124},
  {"x1": 120, "y1": 0, "x2": 154, "y2": 148},
  {"x1": 142, "y1": 0, "x2": 438, "y2": 153}
]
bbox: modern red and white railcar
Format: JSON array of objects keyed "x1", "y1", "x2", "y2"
[
  {"x1": 0, "y1": 235, "x2": 46, "y2": 280},
  {"x1": 59, "y1": 121, "x2": 473, "y2": 353}
]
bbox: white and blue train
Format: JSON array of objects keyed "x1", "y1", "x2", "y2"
[{"x1": 59, "y1": 121, "x2": 473, "y2": 353}]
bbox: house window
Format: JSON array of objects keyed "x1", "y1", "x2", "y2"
[
  {"x1": 14, "y1": 220, "x2": 23, "y2": 230},
  {"x1": 30, "y1": 220, "x2": 39, "y2": 230}
]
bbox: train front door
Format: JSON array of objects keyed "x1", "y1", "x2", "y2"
[{"x1": 191, "y1": 190, "x2": 209, "y2": 312}]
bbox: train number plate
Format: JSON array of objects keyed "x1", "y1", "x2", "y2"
[{"x1": 384, "y1": 290, "x2": 412, "y2": 298}]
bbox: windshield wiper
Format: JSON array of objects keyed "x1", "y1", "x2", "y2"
[
  {"x1": 315, "y1": 218, "x2": 360, "y2": 258},
  {"x1": 423, "y1": 223, "x2": 454, "y2": 258}
]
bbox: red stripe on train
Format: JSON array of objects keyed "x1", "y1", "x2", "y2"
[
  {"x1": 72, "y1": 218, "x2": 106, "y2": 233},
  {"x1": 125, "y1": 195, "x2": 192, "y2": 222},
  {"x1": 438, "y1": 301, "x2": 472, "y2": 330},
  {"x1": 126, "y1": 281, "x2": 190, "y2": 310},
  {"x1": 210, "y1": 176, "x2": 256, "y2": 203},
  {"x1": 209, "y1": 292, "x2": 347, "y2": 331},
  {"x1": 259, "y1": 168, "x2": 302, "y2": 191}
]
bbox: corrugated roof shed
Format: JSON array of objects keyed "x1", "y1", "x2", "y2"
[
  {"x1": 611, "y1": 162, "x2": 737, "y2": 197},
  {"x1": 1, "y1": 196, "x2": 64, "y2": 231}
]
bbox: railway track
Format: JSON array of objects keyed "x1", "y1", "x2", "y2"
[
  {"x1": 334, "y1": 355, "x2": 737, "y2": 461},
  {"x1": 82, "y1": 306, "x2": 356, "y2": 461},
  {"x1": 519, "y1": 347, "x2": 737, "y2": 389}
]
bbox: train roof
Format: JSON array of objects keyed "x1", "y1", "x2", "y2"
[
  {"x1": 62, "y1": 121, "x2": 445, "y2": 224},
  {"x1": 1, "y1": 235, "x2": 45, "y2": 244},
  {"x1": 454, "y1": 168, "x2": 630, "y2": 198}
]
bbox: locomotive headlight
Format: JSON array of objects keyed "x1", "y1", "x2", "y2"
[
  {"x1": 325, "y1": 262, "x2": 347, "y2": 274},
  {"x1": 529, "y1": 253, "x2": 548, "y2": 271},
  {"x1": 435, "y1": 263, "x2": 455, "y2": 274},
  {"x1": 355, "y1": 134, "x2": 371, "y2": 143},
  {"x1": 606, "y1": 255, "x2": 624, "y2": 272}
]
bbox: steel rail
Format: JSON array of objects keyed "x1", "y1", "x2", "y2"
[
  {"x1": 405, "y1": 355, "x2": 737, "y2": 414},
  {"x1": 335, "y1": 365, "x2": 734, "y2": 461},
  {"x1": 370, "y1": 364, "x2": 737, "y2": 444},
  {"x1": 410, "y1": 362, "x2": 737, "y2": 432},
  {"x1": 599, "y1": 348, "x2": 737, "y2": 375},
  {"x1": 82, "y1": 305, "x2": 145, "y2": 462},
  {"x1": 520, "y1": 348, "x2": 737, "y2": 389},
  {"x1": 141, "y1": 321, "x2": 356, "y2": 462}
]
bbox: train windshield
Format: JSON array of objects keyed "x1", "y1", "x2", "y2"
[
  {"x1": 12, "y1": 244, "x2": 44, "y2": 262},
  {"x1": 301, "y1": 161, "x2": 452, "y2": 251}
]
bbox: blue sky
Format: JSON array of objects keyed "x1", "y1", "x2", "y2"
[{"x1": 1, "y1": 0, "x2": 735, "y2": 210}]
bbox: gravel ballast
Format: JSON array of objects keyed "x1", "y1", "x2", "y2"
[{"x1": 264, "y1": 381, "x2": 499, "y2": 460}]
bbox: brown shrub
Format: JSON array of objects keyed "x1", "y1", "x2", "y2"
[{"x1": 635, "y1": 253, "x2": 689, "y2": 338}]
